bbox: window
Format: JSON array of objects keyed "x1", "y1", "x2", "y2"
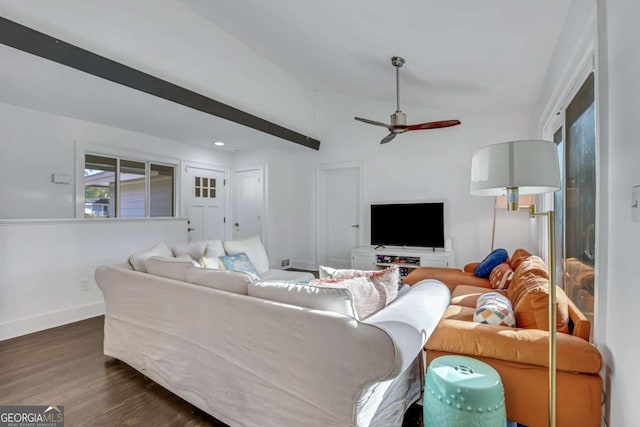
[
  {"x1": 119, "y1": 159, "x2": 146, "y2": 218},
  {"x1": 85, "y1": 155, "x2": 116, "y2": 218},
  {"x1": 84, "y1": 154, "x2": 175, "y2": 218},
  {"x1": 552, "y1": 72, "x2": 596, "y2": 339},
  {"x1": 150, "y1": 164, "x2": 175, "y2": 217},
  {"x1": 194, "y1": 176, "x2": 217, "y2": 199}
]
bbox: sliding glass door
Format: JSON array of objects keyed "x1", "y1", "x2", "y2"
[{"x1": 553, "y1": 72, "x2": 596, "y2": 338}]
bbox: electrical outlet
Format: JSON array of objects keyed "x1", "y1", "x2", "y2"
[
  {"x1": 280, "y1": 258, "x2": 291, "y2": 269},
  {"x1": 80, "y1": 278, "x2": 89, "y2": 292}
]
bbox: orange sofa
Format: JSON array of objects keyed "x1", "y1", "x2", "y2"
[{"x1": 403, "y1": 252, "x2": 602, "y2": 427}]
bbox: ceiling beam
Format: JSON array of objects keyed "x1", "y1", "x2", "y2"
[{"x1": 0, "y1": 16, "x2": 321, "y2": 151}]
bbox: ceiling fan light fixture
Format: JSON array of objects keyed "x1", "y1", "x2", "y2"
[{"x1": 354, "y1": 56, "x2": 461, "y2": 144}]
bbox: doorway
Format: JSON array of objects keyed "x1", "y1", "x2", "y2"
[
  {"x1": 232, "y1": 168, "x2": 264, "y2": 241},
  {"x1": 317, "y1": 163, "x2": 364, "y2": 268},
  {"x1": 184, "y1": 164, "x2": 226, "y2": 242}
]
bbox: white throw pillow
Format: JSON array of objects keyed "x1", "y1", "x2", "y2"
[
  {"x1": 248, "y1": 281, "x2": 357, "y2": 318},
  {"x1": 308, "y1": 275, "x2": 387, "y2": 320},
  {"x1": 318, "y1": 265, "x2": 399, "y2": 305},
  {"x1": 185, "y1": 268, "x2": 255, "y2": 295},
  {"x1": 172, "y1": 240, "x2": 225, "y2": 261},
  {"x1": 199, "y1": 243, "x2": 224, "y2": 269},
  {"x1": 318, "y1": 265, "x2": 364, "y2": 279},
  {"x1": 223, "y1": 236, "x2": 269, "y2": 275},
  {"x1": 129, "y1": 242, "x2": 173, "y2": 272},
  {"x1": 145, "y1": 256, "x2": 200, "y2": 281}
]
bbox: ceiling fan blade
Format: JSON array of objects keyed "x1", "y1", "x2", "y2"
[
  {"x1": 355, "y1": 117, "x2": 393, "y2": 129},
  {"x1": 406, "y1": 119, "x2": 461, "y2": 131},
  {"x1": 380, "y1": 133, "x2": 397, "y2": 144}
]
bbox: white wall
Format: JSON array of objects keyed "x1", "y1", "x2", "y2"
[
  {"x1": 599, "y1": 0, "x2": 640, "y2": 424},
  {"x1": 231, "y1": 91, "x2": 533, "y2": 271},
  {"x1": 0, "y1": 218, "x2": 186, "y2": 340},
  {"x1": 0, "y1": 101, "x2": 233, "y2": 339},
  {"x1": 0, "y1": 102, "x2": 232, "y2": 220},
  {"x1": 284, "y1": 91, "x2": 532, "y2": 269}
]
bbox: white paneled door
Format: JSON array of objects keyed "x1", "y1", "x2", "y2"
[
  {"x1": 232, "y1": 168, "x2": 264, "y2": 241},
  {"x1": 185, "y1": 166, "x2": 225, "y2": 242},
  {"x1": 318, "y1": 164, "x2": 362, "y2": 268}
]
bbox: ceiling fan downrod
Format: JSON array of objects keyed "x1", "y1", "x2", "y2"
[
  {"x1": 391, "y1": 56, "x2": 404, "y2": 113},
  {"x1": 390, "y1": 56, "x2": 406, "y2": 126}
]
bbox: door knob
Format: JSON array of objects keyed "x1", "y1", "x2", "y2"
[
  {"x1": 351, "y1": 224, "x2": 360, "y2": 228},
  {"x1": 188, "y1": 228, "x2": 196, "y2": 232},
  {"x1": 234, "y1": 223, "x2": 240, "y2": 227}
]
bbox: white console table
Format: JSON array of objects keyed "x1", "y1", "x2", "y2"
[{"x1": 351, "y1": 246, "x2": 455, "y2": 279}]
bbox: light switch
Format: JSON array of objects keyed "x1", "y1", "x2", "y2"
[
  {"x1": 52, "y1": 173, "x2": 71, "y2": 184},
  {"x1": 633, "y1": 185, "x2": 640, "y2": 223}
]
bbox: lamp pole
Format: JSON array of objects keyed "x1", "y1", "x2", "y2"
[{"x1": 527, "y1": 206, "x2": 557, "y2": 427}]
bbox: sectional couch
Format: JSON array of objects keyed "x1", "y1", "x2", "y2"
[
  {"x1": 95, "y1": 237, "x2": 451, "y2": 427},
  {"x1": 403, "y1": 250, "x2": 602, "y2": 427}
]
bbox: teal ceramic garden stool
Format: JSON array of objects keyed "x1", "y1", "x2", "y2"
[{"x1": 424, "y1": 355, "x2": 506, "y2": 427}]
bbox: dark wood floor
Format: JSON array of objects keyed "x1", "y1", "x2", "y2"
[{"x1": 0, "y1": 316, "x2": 424, "y2": 426}]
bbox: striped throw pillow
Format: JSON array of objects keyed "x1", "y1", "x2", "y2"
[{"x1": 489, "y1": 263, "x2": 514, "y2": 290}]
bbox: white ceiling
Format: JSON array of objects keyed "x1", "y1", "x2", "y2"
[
  {"x1": 181, "y1": 0, "x2": 573, "y2": 111},
  {"x1": 0, "y1": 0, "x2": 573, "y2": 150}
]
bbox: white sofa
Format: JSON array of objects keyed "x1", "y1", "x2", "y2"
[
  {"x1": 130, "y1": 236, "x2": 315, "y2": 283},
  {"x1": 95, "y1": 258, "x2": 450, "y2": 427}
]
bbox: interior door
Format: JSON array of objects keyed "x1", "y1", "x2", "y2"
[
  {"x1": 232, "y1": 169, "x2": 264, "y2": 240},
  {"x1": 319, "y1": 165, "x2": 361, "y2": 268},
  {"x1": 185, "y1": 166, "x2": 225, "y2": 242}
]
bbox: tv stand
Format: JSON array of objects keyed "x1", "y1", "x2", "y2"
[
  {"x1": 374, "y1": 244, "x2": 386, "y2": 250},
  {"x1": 351, "y1": 246, "x2": 455, "y2": 279}
]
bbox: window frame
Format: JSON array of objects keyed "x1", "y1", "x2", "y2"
[{"x1": 76, "y1": 142, "x2": 180, "y2": 219}]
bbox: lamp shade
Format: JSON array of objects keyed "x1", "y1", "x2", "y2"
[{"x1": 470, "y1": 140, "x2": 560, "y2": 196}]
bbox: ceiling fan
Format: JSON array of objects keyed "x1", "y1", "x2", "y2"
[{"x1": 355, "y1": 56, "x2": 461, "y2": 144}]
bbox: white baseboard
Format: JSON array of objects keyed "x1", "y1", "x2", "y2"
[
  {"x1": 290, "y1": 260, "x2": 318, "y2": 271},
  {"x1": 0, "y1": 301, "x2": 105, "y2": 341}
]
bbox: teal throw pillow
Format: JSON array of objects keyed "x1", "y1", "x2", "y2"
[{"x1": 219, "y1": 253, "x2": 260, "y2": 279}]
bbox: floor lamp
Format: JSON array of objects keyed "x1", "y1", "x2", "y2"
[{"x1": 470, "y1": 140, "x2": 561, "y2": 427}]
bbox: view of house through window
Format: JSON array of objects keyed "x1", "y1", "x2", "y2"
[
  {"x1": 119, "y1": 160, "x2": 146, "y2": 218},
  {"x1": 553, "y1": 72, "x2": 596, "y2": 340},
  {"x1": 84, "y1": 154, "x2": 175, "y2": 218},
  {"x1": 85, "y1": 155, "x2": 117, "y2": 218},
  {"x1": 151, "y1": 164, "x2": 175, "y2": 217}
]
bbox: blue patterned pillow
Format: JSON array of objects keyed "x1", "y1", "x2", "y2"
[
  {"x1": 219, "y1": 253, "x2": 260, "y2": 279},
  {"x1": 474, "y1": 248, "x2": 509, "y2": 278}
]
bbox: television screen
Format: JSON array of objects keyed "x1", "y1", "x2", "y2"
[{"x1": 370, "y1": 202, "x2": 444, "y2": 248}]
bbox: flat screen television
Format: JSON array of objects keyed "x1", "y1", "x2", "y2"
[{"x1": 370, "y1": 202, "x2": 445, "y2": 248}]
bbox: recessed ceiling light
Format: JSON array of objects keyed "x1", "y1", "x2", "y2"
[{"x1": 214, "y1": 141, "x2": 225, "y2": 146}]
